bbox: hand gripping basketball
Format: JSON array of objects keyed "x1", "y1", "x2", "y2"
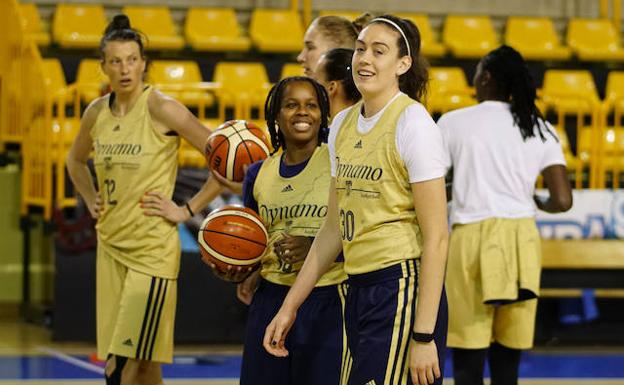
[{"x1": 198, "y1": 205, "x2": 268, "y2": 283}]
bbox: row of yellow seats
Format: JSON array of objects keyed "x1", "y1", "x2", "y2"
[
  {"x1": 41, "y1": 57, "x2": 624, "y2": 119},
  {"x1": 20, "y1": 3, "x2": 624, "y2": 61},
  {"x1": 42, "y1": 58, "x2": 473, "y2": 114},
  {"x1": 42, "y1": 58, "x2": 284, "y2": 121},
  {"x1": 40, "y1": 58, "x2": 624, "y2": 183},
  {"x1": 20, "y1": 3, "x2": 304, "y2": 53},
  {"x1": 320, "y1": 10, "x2": 624, "y2": 61}
]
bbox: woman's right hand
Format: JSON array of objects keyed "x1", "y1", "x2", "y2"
[
  {"x1": 89, "y1": 194, "x2": 103, "y2": 219},
  {"x1": 263, "y1": 307, "x2": 297, "y2": 357},
  {"x1": 211, "y1": 169, "x2": 244, "y2": 194}
]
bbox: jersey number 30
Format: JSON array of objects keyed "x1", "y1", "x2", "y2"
[{"x1": 340, "y1": 209, "x2": 354, "y2": 241}]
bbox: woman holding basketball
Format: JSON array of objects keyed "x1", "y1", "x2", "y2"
[
  {"x1": 65, "y1": 14, "x2": 237, "y2": 385},
  {"x1": 237, "y1": 76, "x2": 348, "y2": 385},
  {"x1": 438, "y1": 45, "x2": 572, "y2": 385},
  {"x1": 264, "y1": 15, "x2": 448, "y2": 385}
]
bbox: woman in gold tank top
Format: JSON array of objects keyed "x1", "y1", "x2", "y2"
[
  {"x1": 66, "y1": 14, "x2": 241, "y2": 385},
  {"x1": 264, "y1": 15, "x2": 449, "y2": 385}
]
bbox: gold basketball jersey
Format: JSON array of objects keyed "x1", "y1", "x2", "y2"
[
  {"x1": 92, "y1": 86, "x2": 181, "y2": 279},
  {"x1": 335, "y1": 94, "x2": 423, "y2": 275},
  {"x1": 254, "y1": 145, "x2": 346, "y2": 286}
]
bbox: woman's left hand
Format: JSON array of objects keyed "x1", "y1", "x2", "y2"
[
  {"x1": 273, "y1": 233, "x2": 312, "y2": 264},
  {"x1": 141, "y1": 191, "x2": 189, "y2": 223},
  {"x1": 409, "y1": 340, "x2": 441, "y2": 385}
]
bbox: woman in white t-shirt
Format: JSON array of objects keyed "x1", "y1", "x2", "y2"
[
  {"x1": 264, "y1": 14, "x2": 449, "y2": 385},
  {"x1": 438, "y1": 45, "x2": 572, "y2": 385}
]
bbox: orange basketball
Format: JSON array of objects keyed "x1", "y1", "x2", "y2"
[
  {"x1": 205, "y1": 120, "x2": 271, "y2": 182},
  {"x1": 198, "y1": 205, "x2": 268, "y2": 282}
]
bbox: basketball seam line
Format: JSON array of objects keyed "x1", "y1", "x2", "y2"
[{"x1": 202, "y1": 228, "x2": 267, "y2": 247}]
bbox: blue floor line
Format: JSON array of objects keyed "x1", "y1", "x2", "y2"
[{"x1": 1, "y1": 352, "x2": 624, "y2": 379}]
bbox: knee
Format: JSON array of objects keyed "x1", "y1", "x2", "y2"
[{"x1": 104, "y1": 355, "x2": 128, "y2": 385}]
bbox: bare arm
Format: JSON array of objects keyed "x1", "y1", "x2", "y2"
[
  {"x1": 66, "y1": 99, "x2": 103, "y2": 218},
  {"x1": 141, "y1": 92, "x2": 224, "y2": 222},
  {"x1": 262, "y1": 178, "x2": 343, "y2": 356},
  {"x1": 409, "y1": 176, "x2": 449, "y2": 385},
  {"x1": 534, "y1": 165, "x2": 572, "y2": 213}
]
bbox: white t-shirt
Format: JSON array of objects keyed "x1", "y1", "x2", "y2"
[
  {"x1": 438, "y1": 101, "x2": 566, "y2": 225},
  {"x1": 329, "y1": 92, "x2": 447, "y2": 183}
]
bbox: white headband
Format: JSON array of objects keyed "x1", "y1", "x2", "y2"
[{"x1": 371, "y1": 17, "x2": 411, "y2": 57}]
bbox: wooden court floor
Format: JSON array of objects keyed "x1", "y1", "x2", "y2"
[{"x1": 1, "y1": 317, "x2": 623, "y2": 385}]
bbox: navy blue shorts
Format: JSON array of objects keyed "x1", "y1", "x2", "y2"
[
  {"x1": 240, "y1": 279, "x2": 347, "y2": 385},
  {"x1": 344, "y1": 260, "x2": 448, "y2": 385}
]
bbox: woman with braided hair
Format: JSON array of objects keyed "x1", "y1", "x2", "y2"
[
  {"x1": 237, "y1": 76, "x2": 348, "y2": 385},
  {"x1": 438, "y1": 45, "x2": 572, "y2": 385}
]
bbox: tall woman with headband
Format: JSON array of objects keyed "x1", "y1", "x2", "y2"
[
  {"x1": 66, "y1": 14, "x2": 235, "y2": 385},
  {"x1": 264, "y1": 15, "x2": 449, "y2": 385},
  {"x1": 439, "y1": 45, "x2": 571, "y2": 385}
]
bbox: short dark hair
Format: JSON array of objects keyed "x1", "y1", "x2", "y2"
[
  {"x1": 100, "y1": 14, "x2": 146, "y2": 60},
  {"x1": 320, "y1": 48, "x2": 361, "y2": 104}
]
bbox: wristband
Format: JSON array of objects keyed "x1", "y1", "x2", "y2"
[
  {"x1": 185, "y1": 202, "x2": 195, "y2": 217},
  {"x1": 411, "y1": 331, "x2": 434, "y2": 343}
]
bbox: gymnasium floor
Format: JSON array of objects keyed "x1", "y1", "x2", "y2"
[{"x1": 1, "y1": 318, "x2": 624, "y2": 385}]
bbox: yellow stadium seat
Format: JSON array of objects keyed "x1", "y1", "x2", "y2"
[
  {"x1": 177, "y1": 138, "x2": 207, "y2": 168},
  {"x1": 42, "y1": 58, "x2": 67, "y2": 97},
  {"x1": 426, "y1": 67, "x2": 476, "y2": 114},
  {"x1": 442, "y1": 15, "x2": 498, "y2": 58},
  {"x1": 52, "y1": 4, "x2": 107, "y2": 49},
  {"x1": 184, "y1": 7, "x2": 251, "y2": 52},
  {"x1": 249, "y1": 9, "x2": 303, "y2": 53},
  {"x1": 595, "y1": 72, "x2": 624, "y2": 186},
  {"x1": 213, "y1": 62, "x2": 271, "y2": 120},
  {"x1": 19, "y1": 3, "x2": 50, "y2": 46},
  {"x1": 397, "y1": 13, "x2": 446, "y2": 58},
  {"x1": 75, "y1": 59, "x2": 108, "y2": 103},
  {"x1": 505, "y1": 17, "x2": 571, "y2": 61},
  {"x1": 280, "y1": 63, "x2": 304, "y2": 79},
  {"x1": 542, "y1": 70, "x2": 600, "y2": 113},
  {"x1": 605, "y1": 71, "x2": 624, "y2": 102},
  {"x1": 121, "y1": 6, "x2": 184, "y2": 50},
  {"x1": 542, "y1": 70, "x2": 601, "y2": 187},
  {"x1": 148, "y1": 60, "x2": 214, "y2": 108},
  {"x1": 317, "y1": 10, "x2": 363, "y2": 20},
  {"x1": 603, "y1": 71, "x2": 624, "y2": 118},
  {"x1": 567, "y1": 18, "x2": 624, "y2": 61}
]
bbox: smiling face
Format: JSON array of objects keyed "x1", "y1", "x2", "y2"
[
  {"x1": 297, "y1": 23, "x2": 335, "y2": 78},
  {"x1": 277, "y1": 81, "x2": 322, "y2": 147},
  {"x1": 101, "y1": 40, "x2": 146, "y2": 95},
  {"x1": 352, "y1": 23, "x2": 411, "y2": 99}
]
